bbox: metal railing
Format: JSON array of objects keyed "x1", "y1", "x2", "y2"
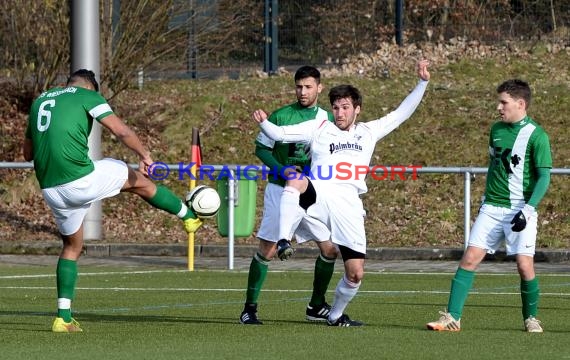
[{"x1": 2, "y1": 162, "x2": 569, "y2": 269}]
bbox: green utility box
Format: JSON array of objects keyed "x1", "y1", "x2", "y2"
[{"x1": 217, "y1": 170, "x2": 257, "y2": 237}]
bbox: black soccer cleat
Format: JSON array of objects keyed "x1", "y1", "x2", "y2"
[
  {"x1": 239, "y1": 304, "x2": 263, "y2": 325},
  {"x1": 306, "y1": 302, "x2": 332, "y2": 322},
  {"x1": 276, "y1": 239, "x2": 294, "y2": 261},
  {"x1": 327, "y1": 314, "x2": 363, "y2": 327}
]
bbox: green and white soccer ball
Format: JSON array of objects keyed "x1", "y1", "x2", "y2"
[{"x1": 186, "y1": 185, "x2": 221, "y2": 219}]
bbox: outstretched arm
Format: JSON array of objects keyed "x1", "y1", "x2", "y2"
[
  {"x1": 417, "y1": 59, "x2": 430, "y2": 82},
  {"x1": 99, "y1": 114, "x2": 153, "y2": 175},
  {"x1": 253, "y1": 110, "x2": 291, "y2": 173},
  {"x1": 369, "y1": 59, "x2": 430, "y2": 141},
  {"x1": 252, "y1": 109, "x2": 316, "y2": 144}
]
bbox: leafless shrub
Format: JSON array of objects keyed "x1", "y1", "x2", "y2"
[{"x1": 0, "y1": 0, "x2": 69, "y2": 95}]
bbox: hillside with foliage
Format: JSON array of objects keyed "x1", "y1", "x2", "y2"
[{"x1": 1, "y1": 39, "x2": 569, "y2": 250}]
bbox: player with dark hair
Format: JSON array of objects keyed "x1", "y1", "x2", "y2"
[
  {"x1": 239, "y1": 66, "x2": 338, "y2": 325},
  {"x1": 252, "y1": 60, "x2": 431, "y2": 326},
  {"x1": 426, "y1": 79, "x2": 551, "y2": 333},
  {"x1": 23, "y1": 69, "x2": 203, "y2": 333}
]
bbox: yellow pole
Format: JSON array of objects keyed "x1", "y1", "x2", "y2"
[
  {"x1": 188, "y1": 127, "x2": 201, "y2": 271},
  {"x1": 188, "y1": 165, "x2": 196, "y2": 271},
  {"x1": 188, "y1": 233, "x2": 195, "y2": 271}
]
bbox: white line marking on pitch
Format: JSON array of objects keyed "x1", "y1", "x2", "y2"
[
  {"x1": 0, "y1": 269, "x2": 188, "y2": 279},
  {"x1": 2, "y1": 269, "x2": 570, "y2": 280},
  {"x1": 0, "y1": 286, "x2": 569, "y2": 297}
]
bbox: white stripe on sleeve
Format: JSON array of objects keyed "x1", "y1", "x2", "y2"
[{"x1": 89, "y1": 103, "x2": 113, "y2": 119}]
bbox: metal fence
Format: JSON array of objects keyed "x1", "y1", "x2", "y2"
[
  {"x1": 2, "y1": 161, "x2": 569, "y2": 269},
  {"x1": 2, "y1": 1, "x2": 569, "y2": 85},
  {"x1": 151, "y1": 0, "x2": 570, "y2": 79}
]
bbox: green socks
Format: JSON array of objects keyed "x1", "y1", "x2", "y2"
[
  {"x1": 245, "y1": 253, "x2": 270, "y2": 305},
  {"x1": 244, "y1": 251, "x2": 335, "y2": 309},
  {"x1": 309, "y1": 254, "x2": 336, "y2": 307},
  {"x1": 56, "y1": 258, "x2": 77, "y2": 322},
  {"x1": 521, "y1": 277, "x2": 539, "y2": 319},
  {"x1": 146, "y1": 185, "x2": 195, "y2": 220},
  {"x1": 244, "y1": 252, "x2": 335, "y2": 308},
  {"x1": 447, "y1": 269, "x2": 539, "y2": 321},
  {"x1": 447, "y1": 267, "x2": 475, "y2": 320}
]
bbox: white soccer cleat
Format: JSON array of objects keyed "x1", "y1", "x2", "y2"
[
  {"x1": 524, "y1": 316, "x2": 543, "y2": 333},
  {"x1": 426, "y1": 310, "x2": 461, "y2": 332}
]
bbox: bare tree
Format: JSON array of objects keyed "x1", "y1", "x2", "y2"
[
  {"x1": 0, "y1": 0, "x2": 256, "y2": 99},
  {"x1": 99, "y1": 0, "x2": 258, "y2": 98},
  {"x1": 0, "y1": 0, "x2": 69, "y2": 95},
  {"x1": 100, "y1": 0, "x2": 180, "y2": 98},
  {"x1": 1, "y1": 0, "x2": 567, "y2": 100}
]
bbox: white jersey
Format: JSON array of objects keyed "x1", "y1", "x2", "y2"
[{"x1": 259, "y1": 80, "x2": 428, "y2": 194}]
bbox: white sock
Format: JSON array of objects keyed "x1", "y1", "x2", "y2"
[
  {"x1": 57, "y1": 298, "x2": 71, "y2": 309},
  {"x1": 328, "y1": 275, "x2": 361, "y2": 322},
  {"x1": 177, "y1": 203, "x2": 188, "y2": 218},
  {"x1": 279, "y1": 186, "x2": 304, "y2": 240}
]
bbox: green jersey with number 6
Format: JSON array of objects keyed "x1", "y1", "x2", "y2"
[
  {"x1": 255, "y1": 103, "x2": 334, "y2": 186},
  {"x1": 25, "y1": 86, "x2": 113, "y2": 189},
  {"x1": 485, "y1": 116, "x2": 552, "y2": 208}
]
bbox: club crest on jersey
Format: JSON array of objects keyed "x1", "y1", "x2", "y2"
[
  {"x1": 511, "y1": 154, "x2": 521, "y2": 167},
  {"x1": 329, "y1": 141, "x2": 363, "y2": 154}
]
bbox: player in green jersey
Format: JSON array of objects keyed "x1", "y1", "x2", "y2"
[
  {"x1": 23, "y1": 69, "x2": 203, "y2": 333},
  {"x1": 427, "y1": 79, "x2": 552, "y2": 333},
  {"x1": 239, "y1": 66, "x2": 338, "y2": 324}
]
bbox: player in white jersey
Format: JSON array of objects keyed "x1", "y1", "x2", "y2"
[
  {"x1": 252, "y1": 60, "x2": 431, "y2": 326},
  {"x1": 239, "y1": 66, "x2": 337, "y2": 325},
  {"x1": 426, "y1": 79, "x2": 552, "y2": 333}
]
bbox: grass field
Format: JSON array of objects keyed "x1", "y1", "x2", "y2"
[{"x1": 1, "y1": 262, "x2": 570, "y2": 359}]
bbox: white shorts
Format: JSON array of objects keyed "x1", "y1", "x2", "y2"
[
  {"x1": 257, "y1": 182, "x2": 331, "y2": 243},
  {"x1": 469, "y1": 204, "x2": 538, "y2": 256},
  {"x1": 42, "y1": 158, "x2": 129, "y2": 236},
  {"x1": 306, "y1": 181, "x2": 367, "y2": 254}
]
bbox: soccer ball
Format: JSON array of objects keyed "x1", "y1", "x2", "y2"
[{"x1": 186, "y1": 185, "x2": 221, "y2": 219}]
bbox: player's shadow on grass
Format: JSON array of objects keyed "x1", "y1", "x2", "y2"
[
  {"x1": 371, "y1": 300, "x2": 570, "y2": 312},
  {"x1": 78, "y1": 312, "x2": 238, "y2": 325},
  {"x1": 0, "y1": 310, "x2": 236, "y2": 325}
]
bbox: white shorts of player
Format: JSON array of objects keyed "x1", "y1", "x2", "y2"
[
  {"x1": 469, "y1": 203, "x2": 538, "y2": 256},
  {"x1": 257, "y1": 182, "x2": 331, "y2": 244},
  {"x1": 306, "y1": 180, "x2": 367, "y2": 254},
  {"x1": 42, "y1": 158, "x2": 129, "y2": 236}
]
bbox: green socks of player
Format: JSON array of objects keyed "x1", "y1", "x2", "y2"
[
  {"x1": 447, "y1": 269, "x2": 539, "y2": 321},
  {"x1": 245, "y1": 253, "x2": 270, "y2": 305},
  {"x1": 244, "y1": 251, "x2": 335, "y2": 308},
  {"x1": 447, "y1": 267, "x2": 475, "y2": 320},
  {"x1": 146, "y1": 185, "x2": 196, "y2": 220},
  {"x1": 521, "y1": 277, "x2": 539, "y2": 319},
  {"x1": 56, "y1": 258, "x2": 77, "y2": 322},
  {"x1": 309, "y1": 254, "x2": 335, "y2": 307}
]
